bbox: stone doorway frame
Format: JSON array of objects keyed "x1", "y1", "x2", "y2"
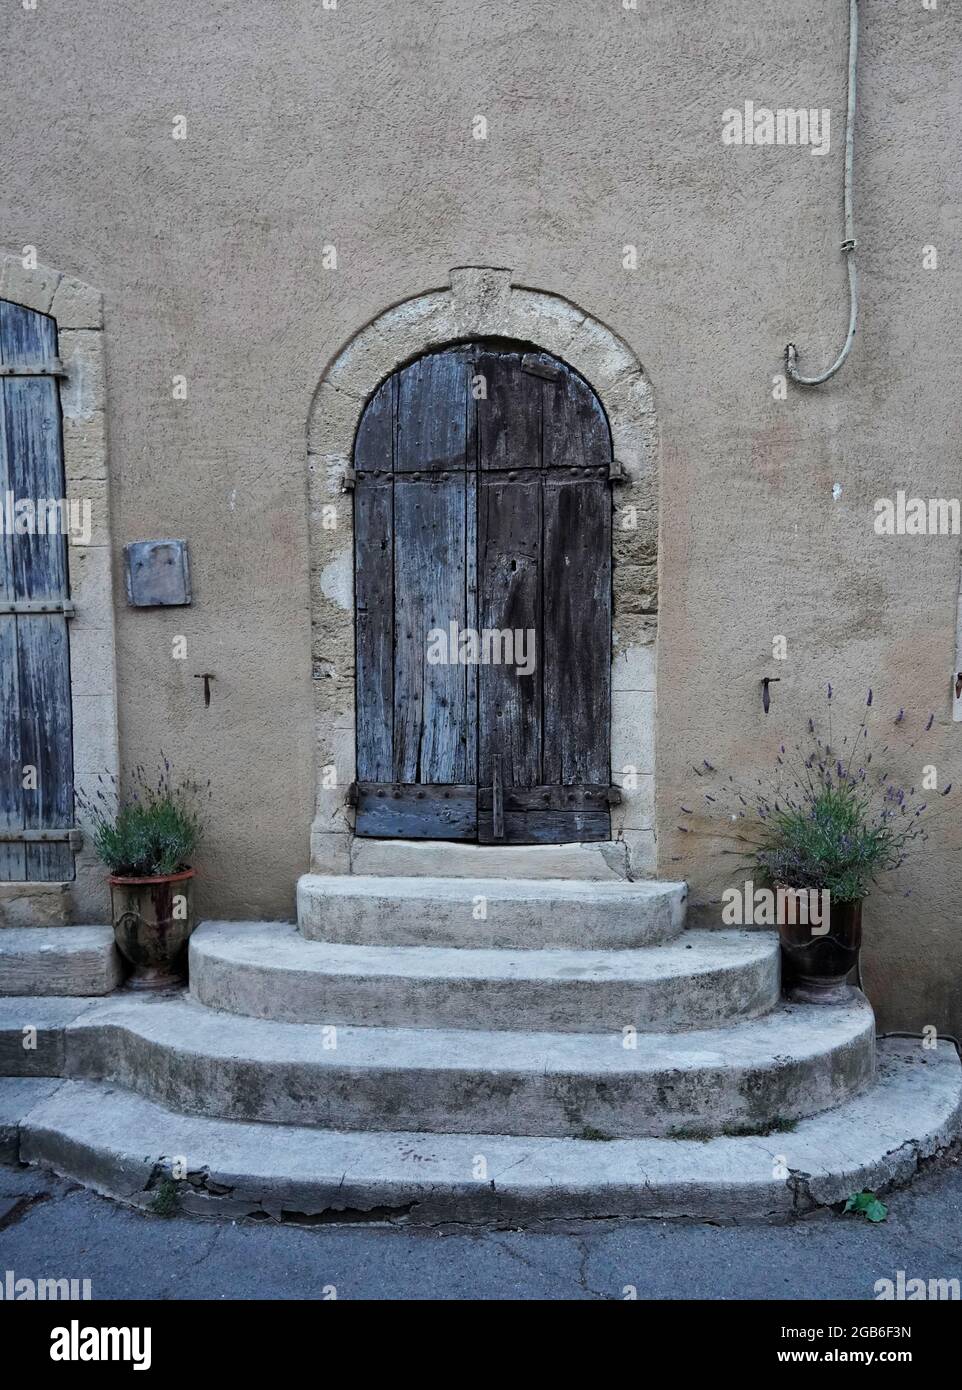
[{"x1": 307, "y1": 267, "x2": 659, "y2": 880}]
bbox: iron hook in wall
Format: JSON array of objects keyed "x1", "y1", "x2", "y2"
[
  {"x1": 193, "y1": 673, "x2": 216, "y2": 708},
  {"x1": 761, "y1": 676, "x2": 780, "y2": 715}
]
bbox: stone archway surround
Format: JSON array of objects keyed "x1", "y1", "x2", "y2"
[{"x1": 307, "y1": 267, "x2": 659, "y2": 880}]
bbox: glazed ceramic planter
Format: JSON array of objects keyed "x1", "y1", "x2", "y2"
[
  {"x1": 108, "y1": 868, "x2": 195, "y2": 989},
  {"x1": 776, "y1": 885, "x2": 862, "y2": 1004}
]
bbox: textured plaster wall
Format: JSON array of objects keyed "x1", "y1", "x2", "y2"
[{"x1": 1, "y1": 1, "x2": 960, "y2": 1033}]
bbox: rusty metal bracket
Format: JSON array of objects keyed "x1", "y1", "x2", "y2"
[
  {"x1": 0, "y1": 599, "x2": 75, "y2": 618},
  {"x1": 0, "y1": 360, "x2": 66, "y2": 378},
  {"x1": 521, "y1": 353, "x2": 561, "y2": 381},
  {"x1": 0, "y1": 827, "x2": 83, "y2": 848}
]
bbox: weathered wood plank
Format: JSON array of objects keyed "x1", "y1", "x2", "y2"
[
  {"x1": 542, "y1": 355, "x2": 611, "y2": 471},
  {"x1": 395, "y1": 349, "x2": 468, "y2": 473},
  {"x1": 476, "y1": 350, "x2": 541, "y2": 471},
  {"x1": 393, "y1": 476, "x2": 469, "y2": 782},
  {"x1": 541, "y1": 360, "x2": 612, "y2": 794},
  {"x1": 354, "y1": 375, "x2": 395, "y2": 783},
  {"x1": 477, "y1": 472, "x2": 542, "y2": 789},
  {"x1": 0, "y1": 614, "x2": 25, "y2": 880},
  {"x1": 17, "y1": 613, "x2": 74, "y2": 880},
  {"x1": 478, "y1": 809, "x2": 610, "y2": 844},
  {"x1": 355, "y1": 784, "x2": 476, "y2": 840},
  {"x1": 479, "y1": 784, "x2": 612, "y2": 811}
]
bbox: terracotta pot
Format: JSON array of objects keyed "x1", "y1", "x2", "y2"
[
  {"x1": 775, "y1": 885, "x2": 862, "y2": 1005},
  {"x1": 108, "y1": 868, "x2": 196, "y2": 990}
]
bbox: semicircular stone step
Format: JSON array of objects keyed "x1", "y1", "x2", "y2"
[
  {"x1": 62, "y1": 992, "x2": 876, "y2": 1140},
  {"x1": 9, "y1": 1040, "x2": 960, "y2": 1222},
  {"x1": 296, "y1": 874, "x2": 688, "y2": 949},
  {"x1": 189, "y1": 922, "x2": 780, "y2": 1032}
]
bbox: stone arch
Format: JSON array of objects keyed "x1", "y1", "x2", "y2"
[
  {"x1": 307, "y1": 267, "x2": 658, "y2": 879},
  {"x1": 0, "y1": 251, "x2": 118, "y2": 924}
]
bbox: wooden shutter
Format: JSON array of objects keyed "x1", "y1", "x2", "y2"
[{"x1": 0, "y1": 301, "x2": 75, "y2": 881}]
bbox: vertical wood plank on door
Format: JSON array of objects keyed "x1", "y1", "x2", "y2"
[
  {"x1": 393, "y1": 349, "x2": 469, "y2": 783},
  {"x1": 542, "y1": 367, "x2": 612, "y2": 785},
  {"x1": 478, "y1": 474, "x2": 543, "y2": 788},
  {"x1": 477, "y1": 351, "x2": 544, "y2": 799},
  {"x1": 394, "y1": 476, "x2": 469, "y2": 782},
  {"x1": 396, "y1": 349, "x2": 470, "y2": 473},
  {"x1": 354, "y1": 376, "x2": 395, "y2": 782},
  {"x1": 476, "y1": 350, "x2": 541, "y2": 472}
]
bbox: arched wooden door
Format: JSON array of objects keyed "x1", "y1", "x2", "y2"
[{"x1": 353, "y1": 341, "x2": 613, "y2": 843}]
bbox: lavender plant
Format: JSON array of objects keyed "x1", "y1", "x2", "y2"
[
  {"x1": 680, "y1": 689, "x2": 951, "y2": 902},
  {"x1": 78, "y1": 760, "x2": 209, "y2": 878}
]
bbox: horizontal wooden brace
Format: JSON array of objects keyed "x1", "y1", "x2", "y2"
[
  {"x1": 0, "y1": 360, "x2": 66, "y2": 378},
  {"x1": 0, "y1": 828, "x2": 83, "y2": 847},
  {"x1": 478, "y1": 784, "x2": 620, "y2": 811},
  {"x1": 0, "y1": 599, "x2": 76, "y2": 618}
]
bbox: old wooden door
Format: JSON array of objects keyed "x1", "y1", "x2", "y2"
[
  {"x1": 354, "y1": 341, "x2": 612, "y2": 844},
  {"x1": 0, "y1": 300, "x2": 75, "y2": 881}
]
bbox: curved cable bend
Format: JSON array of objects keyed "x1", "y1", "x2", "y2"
[{"x1": 785, "y1": 0, "x2": 859, "y2": 387}]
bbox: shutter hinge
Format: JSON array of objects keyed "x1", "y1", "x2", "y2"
[
  {"x1": 608, "y1": 458, "x2": 629, "y2": 483},
  {"x1": 0, "y1": 827, "x2": 83, "y2": 848},
  {"x1": 0, "y1": 599, "x2": 76, "y2": 618},
  {"x1": 520, "y1": 353, "x2": 562, "y2": 382},
  {"x1": 345, "y1": 781, "x2": 359, "y2": 807},
  {"x1": 340, "y1": 467, "x2": 357, "y2": 492},
  {"x1": 0, "y1": 359, "x2": 67, "y2": 378},
  {"x1": 605, "y1": 786, "x2": 623, "y2": 806}
]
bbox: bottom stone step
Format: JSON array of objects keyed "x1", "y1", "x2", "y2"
[{"x1": 4, "y1": 1040, "x2": 960, "y2": 1224}]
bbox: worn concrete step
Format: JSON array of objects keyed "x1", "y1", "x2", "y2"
[
  {"x1": 189, "y1": 922, "x2": 780, "y2": 1032},
  {"x1": 296, "y1": 874, "x2": 688, "y2": 949},
  {"x1": 19, "y1": 991, "x2": 877, "y2": 1139},
  {"x1": 4, "y1": 1041, "x2": 958, "y2": 1223},
  {"x1": 0, "y1": 927, "x2": 121, "y2": 997}
]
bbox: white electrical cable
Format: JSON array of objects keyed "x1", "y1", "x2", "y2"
[{"x1": 785, "y1": 0, "x2": 859, "y2": 386}]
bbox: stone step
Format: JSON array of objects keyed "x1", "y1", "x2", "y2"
[
  {"x1": 189, "y1": 921, "x2": 780, "y2": 1032},
  {"x1": 2, "y1": 991, "x2": 876, "y2": 1139},
  {"x1": 296, "y1": 874, "x2": 688, "y2": 949},
  {"x1": 0, "y1": 996, "x2": 99, "y2": 1076},
  {"x1": 5, "y1": 1040, "x2": 959, "y2": 1223},
  {"x1": 0, "y1": 927, "x2": 121, "y2": 997}
]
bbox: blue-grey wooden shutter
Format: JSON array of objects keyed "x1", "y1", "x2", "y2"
[{"x1": 0, "y1": 299, "x2": 75, "y2": 881}]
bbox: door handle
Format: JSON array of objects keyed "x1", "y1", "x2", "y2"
[{"x1": 491, "y1": 755, "x2": 504, "y2": 840}]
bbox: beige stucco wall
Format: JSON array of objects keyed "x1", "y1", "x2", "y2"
[{"x1": 1, "y1": 0, "x2": 959, "y2": 1033}]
